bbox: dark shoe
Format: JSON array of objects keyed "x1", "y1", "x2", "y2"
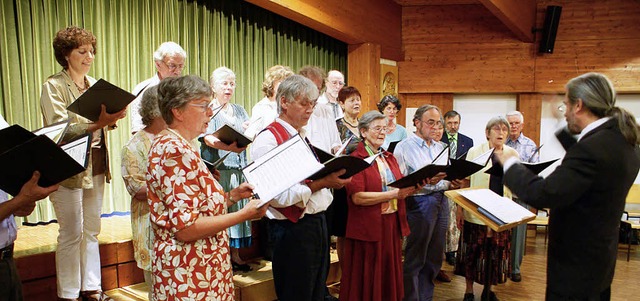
[
  {"x1": 436, "y1": 270, "x2": 451, "y2": 282},
  {"x1": 481, "y1": 290, "x2": 499, "y2": 301},
  {"x1": 80, "y1": 290, "x2": 112, "y2": 301},
  {"x1": 446, "y1": 251, "x2": 456, "y2": 266},
  {"x1": 232, "y1": 262, "x2": 252, "y2": 272},
  {"x1": 463, "y1": 293, "x2": 474, "y2": 301},
  {"x1": 510, "y1": 273, "x2": 522, "y2": 282}
]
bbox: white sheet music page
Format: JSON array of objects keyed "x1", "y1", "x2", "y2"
[
  {"x1": 33, "y1": 121, "x2": 68, "y2": 144},
  {"x1": 60, "y1": 136, "x2": 89, "y2": 167},
  {"x1": 243, "y1": 135, "x2": 323, "y2": 207},
  {"x1": 471, "y1": 148, "x2": 494, "y2": 165},
  {"x1": 458, "y1": 189, "x2": 535, "y2": 224}
]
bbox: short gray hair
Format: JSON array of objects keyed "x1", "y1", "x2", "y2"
[
  {"x1": 506, "y1": 111, "x2": 524, "y2": 123},
  {"x1": 210, "y1": 66, "x2": 236, "y2": 91},
  {"x1": 157, "y1": 75, "x2": 212, "y2": 125},
  {"x1": 153, "y1": 42, "x2": 186, "y2": 62},
  {"x1": 485, "y1": 116, "x2": 510, "y2": 139},
  {"x1": 275, "y1": 75, "x2": 319, "y2": 114},
  {"x1": 413, "y1": 104, "x2": 441, "y2": 124},
  {"x1": 358, "y1": 111, "x2": 386, "y2": 137},
  {"x1": 139, "y1": 86, "x2": 161, "y2": 127}
]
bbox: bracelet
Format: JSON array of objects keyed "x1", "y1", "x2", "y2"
[{"x1": 227, "y1": 191, "x2": 236, "y2": 204}]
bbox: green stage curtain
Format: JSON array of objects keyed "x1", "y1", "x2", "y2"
[{"x1": 0, "y1": 0, "x2": 347, "y2": 224}]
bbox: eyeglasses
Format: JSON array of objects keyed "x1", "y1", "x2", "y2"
[
  {"x1": 370, "y1": 126, "x2": 388, "y2": 133},
  {"x1": 188, "y1": 101, "x2": 215, "y2": 112},
  {"x1": 490, "y1": 126, "x2": 509, "y2": 133},
  {"x1": 162, "y1": 60, "x2": 185, "y2": 71},
  {"x1": 419, "y1": 119, "x2": 437, "y2": 127},
  {"x1": 557, "y1": 103, "x2": 566, "y2": 113},
  {"x1": 329, "y1": 80, "x2": 345, "y2": 86},
  {"x1": 297, "y1": 99, "x2": 317, "y2": 109}
]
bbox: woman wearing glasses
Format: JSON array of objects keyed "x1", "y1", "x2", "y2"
[
  {"x1": 454, "y1": 116, "x2": 518, "y2": 301},
  {"x1": 340, "y1": 111, "x2": 421, "y2": 301},
  {"x1": 147, "y1": 75, "x2": 266, "y2": 300},
  {"x1": 377, "y1": 95, "x2": 407, "y2": 150},
  {"x1": 200, "y1": 67, "x2": 253, "y2": 272},
  {"x1": 40, "y1": 26, "x2": 127, "y2": 301}
]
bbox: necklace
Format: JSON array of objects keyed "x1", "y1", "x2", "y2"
[
  {"x1": 74, "y1": 77, "x2": 89, "y2": 93},
  {"x1": 343, "y1": 116, "x2": 358, "y2": 128}
]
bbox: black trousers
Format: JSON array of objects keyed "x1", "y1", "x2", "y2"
[
  {"x1": 0, "y1": 249, "x2": 23, "y2": 301},
  {"x1": 546, "y1": 287, "x2": 611, "y2": 301},
  {"x1": 270, "y1": 212, "x2": 329, "y2": 301}
]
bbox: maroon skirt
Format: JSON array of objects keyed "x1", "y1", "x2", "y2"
[
  {"x1": 340, "y1": 213, "x2": 404, "y2": 301},
  {"x1": 454, "y1": 221, "x2": 511, "y2": 285}
]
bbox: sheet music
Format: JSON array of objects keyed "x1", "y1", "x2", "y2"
[
  {"x1": 432, "y1": 145, "x2": 449, "y2": 166},
  {"x1": 335, "y1": 135, "x2": 353, "y2": 156},
  {"x1": 33, "y1": 121, "x2": 68, "y2": 144},
  {"x1": 243, "y1": 135, "x2": 324, "y2": 207},
  {"x1": 470, "y1": 148, "x2": 494, "y2": 165},
  {"x1": 60, "y1": 136, "x2": 89, "y2": 167},
  {"x1": 458, "y1": 189, "x2": 535, "y2": 224}
]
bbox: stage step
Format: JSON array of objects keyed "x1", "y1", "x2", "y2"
[{"x1": 106, "y1": 253, "x2": 341, "y2": 301}]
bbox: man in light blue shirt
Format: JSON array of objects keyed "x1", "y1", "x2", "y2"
[
  {"x1": 394, "y1": 105, "x2": 448, "y2": 301},
  {"x1": 505, "y1": 110, "x2": 540, "y2": 283},
  {"x1": 0, "y1": 113, "x2": 59, "y2": 300}
]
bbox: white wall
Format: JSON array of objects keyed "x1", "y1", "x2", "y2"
[{"x1": 453, "y1": 94, "x2": 517, "y2": 145}]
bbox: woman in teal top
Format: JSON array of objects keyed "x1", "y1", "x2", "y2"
[{"x1": 377, "y1": 95, "x2": 407, "y2": 150}]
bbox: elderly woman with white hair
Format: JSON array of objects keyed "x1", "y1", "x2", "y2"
[{"x1": 200, "y1": 66, "x2": 253, "y2": 271}]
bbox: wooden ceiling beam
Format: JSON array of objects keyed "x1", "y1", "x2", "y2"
[{"x1": 478, "y1": 0, "x2": 536, "y2": 42}]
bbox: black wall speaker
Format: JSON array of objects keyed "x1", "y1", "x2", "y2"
[{"x1": 539, "y1": 6, "x2": 562, "y2": 53}]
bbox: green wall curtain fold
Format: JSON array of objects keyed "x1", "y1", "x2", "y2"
[{"x1": 0, "y1": 0, "x2": 346, "y2": 224}]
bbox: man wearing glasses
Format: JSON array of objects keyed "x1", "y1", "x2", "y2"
[
  {"x1": 129, "y1": 42, "x2": 187, "y2": 134},
  {"x1": 394, "y1": 105, "x2": 450, "y2": 301},
  {"x1": 317, "y1": 70, "x2": 345, "y2": 120}
]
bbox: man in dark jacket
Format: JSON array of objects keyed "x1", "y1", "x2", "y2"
[{"x1": 499, "y1": 73, "x2": 640, "y2": 300}]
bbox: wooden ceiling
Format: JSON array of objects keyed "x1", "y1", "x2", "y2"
[{"x1": 394, "y1": 0, "x2": 535, "y2": 42}]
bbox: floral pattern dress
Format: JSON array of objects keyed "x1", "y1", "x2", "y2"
[
  {"x1": 147, "y1": 129, "x2": 233, "y2": 301},
  {"x1": 121, "y1": 130, "x2": 155, "y2": 272}
]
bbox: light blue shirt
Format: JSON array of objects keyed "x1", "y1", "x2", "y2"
[
  {"x1": 383, "y1": 124, "x2": 407, "y2": 150},
  {"x1": 0, "y1": 114, "x2": 17, "y2": 249},
  {"x1": 393, "y1": 133, "x2": 449, "y2": 195},
  {"x1": 506, "y1": 133, "x2": 540, "y2": 163}
]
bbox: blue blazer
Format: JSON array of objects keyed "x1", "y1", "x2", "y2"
[{"x1": 441, "y1": 132, "x2": 474, "y2": 159}]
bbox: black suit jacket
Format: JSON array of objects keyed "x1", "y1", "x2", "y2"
[
  {"x1": 441, "y1": 132, "x2": 474, "y2": 159},
  {"x1": 504, "y1": 119, "x2": 640, "y2": 298}
]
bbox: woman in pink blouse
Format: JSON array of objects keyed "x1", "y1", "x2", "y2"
[{"x1": 146, "y1": 75, "x2": 266, "y2": 300}]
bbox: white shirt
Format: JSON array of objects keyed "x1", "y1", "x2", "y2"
[
  {"x1": 250, "y1": 118, "x2": 333, "y2": 220},
  {"x1": 317, "y1": 93, "x2": 344, "y2": 120},
  {"x1": 0, "y1": 114, "x2": 16, "y2": 249},
  {"x1": 129, "y1": 74, "x2": 161, "y2": 133},
  {"x1": 304, "y1": 101, "x2": 341, "y2": 153},
  {"x1": 245, "y1": 97, "x2": 278, "y2": 139}
]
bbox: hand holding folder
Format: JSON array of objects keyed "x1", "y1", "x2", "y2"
[
  {"x1": 66, "y1": 79, "x2": 135, "y2": 122},
  {"x1": 211, "y1": 124, "x2": 253, "y2": 148},
  {"x1": 0, "y1": 123, "x2": 90, "y2": 195},
  {"x1": 309, "y1": 142, "x2": 380, "y2": 180}
]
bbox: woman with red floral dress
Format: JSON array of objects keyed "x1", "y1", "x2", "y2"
[{"x1": 146, "y1": 75, "x2": 266, "y2": 300}]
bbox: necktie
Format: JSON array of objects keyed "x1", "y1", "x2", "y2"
[{"x1": 449, "y1": 136, "x2": 457, "y2": 159}]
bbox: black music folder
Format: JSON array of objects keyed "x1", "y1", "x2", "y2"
[
  {"x1": 308, "y1": 142, "x2": 379, "y2": 180},
  {"x1": 387, "y1": 146, "x2": 450, "y2": 188},
  {"x1": 212, "y1": 124, "x2": 253, "y2": 148},
  {"x1": 484, "y1": 158, "x2": 559, "y2": 177},
  {"x1": 445, "y1": 148, "x2": 494, "y2": 181},
  {"x1": 387, "y1": 140, "x2": 401, "y2": 153},
  {"x1": 67, "y1": 79, "x2": 135, "y2": 122},
  {"x1": 0, "y1": 125, "x2": 90, "y2": 195}
]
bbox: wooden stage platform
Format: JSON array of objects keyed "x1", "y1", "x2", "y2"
[
  {"x1": 14, "y1": 215, "x2": 640, "y2": 301},
  {"x1": 14, "y1": 215, "x2": 341, "y2": 301}
]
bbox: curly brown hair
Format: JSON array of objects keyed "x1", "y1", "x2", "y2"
[
  {"x1": 52, "y1": 26, "x2": 97, "y2": 69},
  {"x1": 261, "y1": 65, "x2": 294, "y2": 98}
]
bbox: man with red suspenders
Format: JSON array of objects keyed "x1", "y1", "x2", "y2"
[{"x1": 250, "y1": 75, "x2": 352, "y2": 301}]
